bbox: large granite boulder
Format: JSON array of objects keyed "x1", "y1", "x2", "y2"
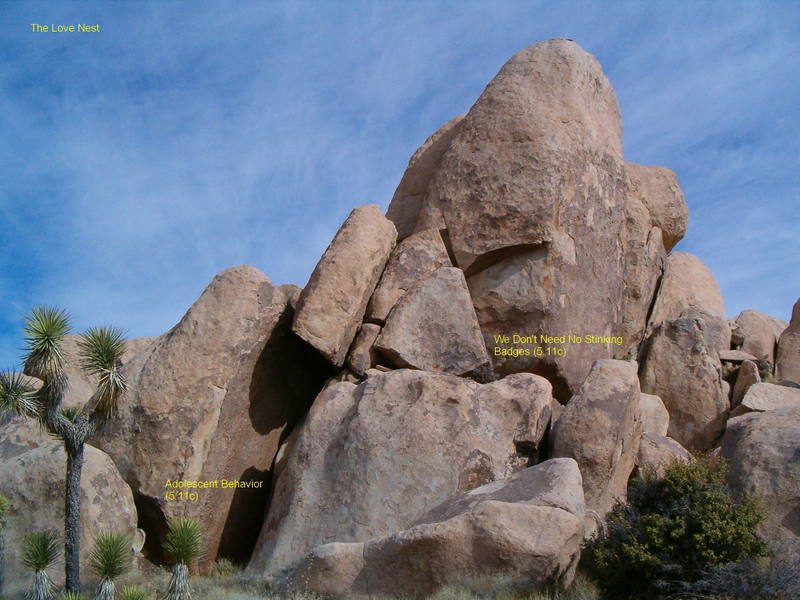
[
  {"x1": 0, "y1": 443, "x2": 138, "y2": 594},
  {"x1": 731, "y1": 359, "x2": 761, "y2": 407},
  {"x1": 776, "y1": 298, "x2": 800, "y2": 383},
  {"x1": 647, "y1": 252, "x2": 729, "y2": 351},
  {"x1": 293, "y1": 204, "x2": 397, "y2": 366},
  {"x1": 278, "y1": 459, "x2": 585, "y2": 598},
  {"x1": 730, "y1": 382, "x2": 800, "y2": 417},
  {"x1": 640, "y1": 393, "x2": 669, "y2": 436},
  {"x1": 374, "y1": 267, "x2": 489, "y2": 376},
  {"x1": 91, "y1": 266, "x2": 332, "y2": 568},
  {"x1": 384, "y1": 39, "x2": 685, "y2": 400},
  {"x1": 635, "y1": 432, "x2": 691, "y2": 477},
  {"x1": 640, "y1": 317, "x2": 729, "y2": 451},
  {"x1": 551, "y1": 359, "x2": 642, "y2": 522},
  {"x1": 730, "y1": 309, "x2": 788, "y2": 364},
  {"x1": 365, "y1": 228, "x2": 451, "y2": 323},
  {"x1": 249, "y1": 369, "x2": 554, "y2": 575},
  {"x1": 721, "y1": 407, "x2": 800, "y2": 561}
]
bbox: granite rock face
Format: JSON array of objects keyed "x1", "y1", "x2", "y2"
[
  {"x1": 635, "y1": 432, "x2": 692, "y2": 477},
  {"x1": 730, "y1": 382, "x2": 800, "y2": 417},
  {"x1": 293, "y1": 204, "x2": 397, "y2": 366},
  {"x1": 731, "y1": 359, "x2": 761, "y2": 406},
  {"x1": 278, "y1": 459, "x2": 585, "y2": 598},
  {"x1": 640, "y1": 393, "x2": 669, "y2": 436},
  {"x1": 91, "y1": 266, "x2": 332, "y2": 568},
  {"x1": 383, "y1": 39, "x2": 686, "y2": 399},
  {"x1": 730, "y1": 309, "x2": 788, "y2": 364},
  {"x1": 640, "y1": 317, "x2": 729, "y2": 451},
  {"x1": 374, "y1": 267, "x2": 490, "y2": 376},
  {"x1": 551, "y1": 359, "x2": 642, "y2": 522},
  {"x1": 0, "y1": 444, "x2": 138, "y2": 594},
  {"x1": 721, "y1": 407, "x2": 800, "y2": 561},
  {"x1": 366, "y1": 228, "x2": 451, "y2": 323},
  {"x1": 249, "y1": 369, "x2": 554, "y2": 575},
  {"x1": 776, "y1": 298, "x2": 800, "y2": 383}
]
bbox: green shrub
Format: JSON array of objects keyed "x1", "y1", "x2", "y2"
[
  {"x1": 583, "y1": 456, "x2": 767, "y2": 599},
  {"x1": 0, "y1": 493, "x2": 10, "y2": 520},
  {"x1": 209, "y1": 558, "x2": 238, "y2": 578},
  {"x1": 118, "y1": 585, "x2": 149, "y2": 600}
]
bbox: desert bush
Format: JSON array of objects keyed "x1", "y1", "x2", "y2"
[
  {"x1": 209, "y1": 559, "x2": 238, "y2": 579},
  {"x1": 583, "y1": 455, "x2": 767, "y2": 599},
  {"x1": 118, "y1": 585, "x2": 149, "y2": 600},
  {"x1": 60, "y1": 592, "x2": 87, "y2": 600}
]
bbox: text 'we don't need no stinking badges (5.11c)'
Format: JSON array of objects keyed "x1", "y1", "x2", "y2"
[{"x1": 492, "y1": 333, "x2": 624, "y2": 358}]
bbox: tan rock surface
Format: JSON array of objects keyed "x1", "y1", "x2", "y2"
[
  {"x1": 719, "y1": 349, "x2": 758, "y2": 362},
  {"x1": 279, "y1": 459, "x2": 585, "y2": 598},
  {"x1": 293, "y1": 204, "x2": 397, "y2": 366},
  {"x1": 721, "y1": 407, "x2": 800, "y2": 561},
  {"x1": 625, "y1": 163, "x2": 688, "y2": 251},
  {"x1": 640, "y1": 317, "x2": 729, "y2": 451},
  {"x1": 375, "y1": 267, "x2": 489, "y2": 375},
  {"x1": 365, "y1": 228, "x2": 451, "y2": 322},
  {"x1": 345, "y1": 323, "x2": 381, "y2": 376},
  {"x1": 551, "y1": 359, "x2": 642, "y2": 520},
  {"x1": 647, "y1": 253, "x2": 729, "y2": 351},
  {"x1": 249, "y1": 369, "x2": 554, "y2": 575},
  {"x1": 640, "y1": 393, "x2": 669, "y2": 436},
  {"x1": 636, "y1": 432, "x2": 691, "y2": 477},
  {"x1": 92, "y1": 266, "x2": 332, "y2": 567},
  {"x1": 730, "y1": 309, "x2": 788, "y2": 363},
  {"x1": 776, "y1": 298, "x2": 800, "y2": 383},
  {"x1": 386, "y1": 115, "x2": 464, "y2": 240},
  {"x1": 730, "y1": 382, "x2": 800, "y2": 417},
  {"x1": 731, "y1": 360, "x2": 761, "y2": 407},
  {"x1": 0, "y1": 443, "x2": 138, "y2": 594}
]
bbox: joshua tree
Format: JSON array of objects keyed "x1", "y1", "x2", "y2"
[
  {"x1": 0, "y1": 307, "x2": 128, "y2": 592},
  {"x1": 22, "y1": 530, "x2": 60, "y2": 600},
  {"x1": 0, "y1": 492, "x2": 9, "y2": 592},
  {"x1": 161, "y1": 518, "x2": 204, "y2": 600},
  {"x1": 89, "y1": 533, "x2": 131, "y2": 600}
]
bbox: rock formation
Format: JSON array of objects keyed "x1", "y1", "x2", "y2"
[
  {"x1": 776, "y1": 298, "x2": 800, "y2": 383},
  {"x1": 730, "y1": 309, "x2": 788, "y2": 364},
  {"x1": 0, "y1": 444, "x2": 138, "y2": 593}
]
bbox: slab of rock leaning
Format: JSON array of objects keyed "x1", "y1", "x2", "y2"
[
  {"x1": 278, "y1": 458, "x2": 585, "y2": 598},
  {"x1": 248, "y1": 369, "x2": 554, "y2": 575},
  {"x1": 640, "y1": 317, "x2": 729, "y2": 451},
  {"x1": 776, "y1": 298, "x2": 800, "y2": 383},
  {"x1": 365, "y1": 228, "x2": 451, "y2": 323},
  {"x1": 730, "y1": 382, "x2": 800, "y2": 417},
  {"x1": 640, "y1": 393, "x2": 669, "y2": 436},
  {"x1": 293, "y1": 204, "x2": 397, "y2": 366},
  {"x1": 731, "y1": 360, "x2": 761, "y2": 406},
  {"x1": 345, "y1": 323, "x2": 382, "y2": 376},
  {"x1": 374, "y1": 267, "x2": 489, "y2": 375},
  {"x1": 551, "y1": 359, "x2": 642, "y2": 522},
  {"x1": 0, "y1": 443, "x2": 138, "y2": 594},
  {"x1": 636, "y1": 433, "x2": 691, "y2": 477},
  {"x1": 721, "y1": 407, "x2": 800, "y2": 561},
  {"x1": 730, "y1": 309, "x2": 788, "y2": 364},
  {"x1": 91, "y1": 266, "x2": 333, "y2": 568}
]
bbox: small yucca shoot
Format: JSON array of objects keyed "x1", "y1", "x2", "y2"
[
  {"x1": 119, "y1": 585, "x2": 148, "y2": 600},
  {"x1": 161, "y1": 518, "x2": 204, "y2": 600},
  {"x1": 23, "y1": 530, "x2": 59, "y2": 600},
  {"x1": 89, "y1": 532, "x2": 131, "y2": 600},
  {"x1": 60, "y1": 592, "x2": 86, "y2": 600}
]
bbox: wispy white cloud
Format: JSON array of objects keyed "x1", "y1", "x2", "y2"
[{"x1": 1, "y1": 1, "x2": 798, "y2": 367}]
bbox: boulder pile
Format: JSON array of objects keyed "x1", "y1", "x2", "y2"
[{"x1": 2, "y1": 39, "x2": 797, "y2": 597}]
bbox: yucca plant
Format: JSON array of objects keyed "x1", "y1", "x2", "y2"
[
  {"x1": 118, "y1": 585, "x2": 148, "y2": 600},
  {"x1": 89, "y1": 532, "x2": 131, "y2": 600},
  {"x1": 0, "y1": 307, "x2": 128, "y2": 592},
  {"x1": 23, "y1": 530, "x2": 60, "y2": 600},
  {"x1": 161, "y1": 518, "x2": 204, "y2": 600},
  {"x1": 60, "y1": 592, "x2": 86, "y2": 600}
]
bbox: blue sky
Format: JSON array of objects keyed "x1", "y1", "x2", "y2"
[{"x1": 1, "y1": 1, "x2": 798, "y2": 368}]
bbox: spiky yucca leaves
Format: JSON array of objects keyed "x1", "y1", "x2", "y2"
[
  {"x1": 22, "y1": 307, "x2": 69, "y2": 401},
  {"x1": 0, "y1": 371, "x2": 40, "y2": 419},
  {"x1": 76, "y1": 327, "x2": 127, "y2": 420},
  {"x1": 162, "y1": 518, "x2": 204, "y2": 600},
  {"x1": 118, "y1": 585, "x2": 148, "y2": 600},
  {"x1": 23, "y1": 531, "x2": 59, "y2": 600},
  {"x1": 90, "y1": 532, "x2": 131, "y2": 600},
  {"x1": 60, "y1": 592, "x2": 86, "y2": 600}
]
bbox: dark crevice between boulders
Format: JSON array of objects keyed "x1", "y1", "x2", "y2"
[
  {"x1": 223, "y1": 308, "x2": 335, "y2": 565},
  {"x1": 438, "y1": 228, "x2": 459, "y2": 267},
  {"x1": 133, "y1": 491, "x2": 169, "y2": 566}
]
